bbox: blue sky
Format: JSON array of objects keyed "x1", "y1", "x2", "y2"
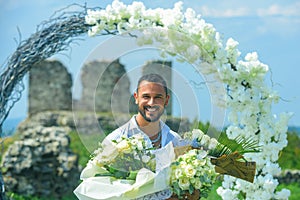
[{"x1": 1, "y1": 0, "x2": 300, "y2": 128}]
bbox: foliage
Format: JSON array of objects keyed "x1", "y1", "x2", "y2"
[
  {"x1": 191, "y1": 120, "x2": 210, "y2": 133},
  {"x1": 209, "y1": 132, "x2": 261, "y2": 158},
  {"x1": 183, "y1": 129, "x2": 261, "y2": 158},
  {"x1": 278, "y1": 132, "x2": 300, "y2": 169},
  {"x1": 0, "y1": 134, "x2": 21, "y2": 163},
  {"x1": 68, "y1": 131, "x2": 100, "y2": 167}
]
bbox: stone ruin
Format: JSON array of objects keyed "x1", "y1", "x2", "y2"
[
  {"x1": 1, "y1": 126, "x2": 78, "y2": 198},
  {"x1": 28, "y1": 60, "x2": 72, "y2": 115},
  {"x1": 77, "y1": 59, "x2": 131, "y2": 113}
]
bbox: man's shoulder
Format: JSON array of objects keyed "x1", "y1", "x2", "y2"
[
  {"x1": 104, "y1": 118, "x2": 134, "y2": 141},
  {"x1": 161, "y1": 121, "x2": 181, "y2": 138},
  {"x1": 169, "y1": 129, "x2": 182, "y2": 140},
  {"x1": 106, "y1": 122, "x2": 128, "y2": 139}
]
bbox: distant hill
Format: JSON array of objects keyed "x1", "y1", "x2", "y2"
[{"x1": 288, "y1": 126, "x2": 300, "y2": 136}]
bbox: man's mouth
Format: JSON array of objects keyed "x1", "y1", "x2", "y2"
[{"x1": 145, "y1": 106, "x2": 159, "y2": 112}]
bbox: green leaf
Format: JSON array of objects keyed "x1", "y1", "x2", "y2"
[
  {"x1": 172, "y1": 182, "x2": 182, "y2": 197},
  {"x1": 188, "y1": 184, "x2": 194, "y2": 194},
  {"x1": 127, "y1": 170, "x2": 138, "y2": 180},
  {"x1": 209, "y1": 132, "x2": 261, "y2": 157}
]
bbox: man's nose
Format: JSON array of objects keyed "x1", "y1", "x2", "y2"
[{"x1": 148, "y1": 97, "x2": 155, "y2": 105}]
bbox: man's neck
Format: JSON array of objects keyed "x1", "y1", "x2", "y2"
[{"x1": 135, "y1": 114, "x2": 160, "y2": 137}]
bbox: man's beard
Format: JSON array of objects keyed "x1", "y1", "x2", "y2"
[{"x1": 138, "y1": 106, "x2": 165, "y2": 122}]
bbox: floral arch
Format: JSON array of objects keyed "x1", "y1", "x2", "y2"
[{"x1": 0, "y1": 0, "x2": 291, "y2": 199}]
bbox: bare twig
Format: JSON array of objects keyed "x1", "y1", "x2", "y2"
[{"x1": 0, "y1": 5, "x2": 94, "y2": 132}]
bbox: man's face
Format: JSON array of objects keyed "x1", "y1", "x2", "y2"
[{"x1": 134, "y1": 81, "x2": 169, "y2": 122}]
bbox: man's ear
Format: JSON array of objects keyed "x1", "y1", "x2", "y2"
[
  {"x1": 133, "y1": 92, "x2": 138, "y2": 104},
  {"x1": 165, "y1": 94, "x2": 170, "y2": 106}
]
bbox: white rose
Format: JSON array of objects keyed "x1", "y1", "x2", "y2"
[
  {"x1": 199, "y1": 134, "x2": 210, "y2": 147},
  {"x1": 174, "y1": 168, "x2": 183, "y2": 179},
  {"x1": 184, "y1": 164, "x2": 196, "y2": 178},
  {"x1": 178, "y1": 177, "x2": 190, "y2": 190},
  {"x1": 136, "y1": 140, "x2": 144, "y2": 151},
  {"x1": 116, "y1": 140, "x2": 131, "y2": 153},
  {"x1": 274, "y1": 189, "x2": 291, "y2": 200},
  {"x1": 192, "y1": 129, "x2": 204, "y2": 140},
  {"x1": 194, "y1": 179, "x2": 202, "y2": 189},
  {"x1": 141, "y1": 155, "x2": 151, "y2": 163},
  {"x1": 208, "y1": 138, "x2": 219, "y2": 150}
]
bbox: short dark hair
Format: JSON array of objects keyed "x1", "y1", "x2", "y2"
[{"x1": 137, "y1": 73, "x2": 168, "y2": 95}]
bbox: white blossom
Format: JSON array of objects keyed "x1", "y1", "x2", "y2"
[
  {"x1": 274, "y1": 189, "x2": 291, "y2": 200},
  {"x1": 208, "y1": 138, "x2": 219, "y2": 150}
]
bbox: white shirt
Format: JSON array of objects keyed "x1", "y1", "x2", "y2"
[{"x1": 102, "y1": 115, "x2": 183, "y2": 148}]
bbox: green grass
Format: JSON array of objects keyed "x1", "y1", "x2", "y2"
[
  {"x1": 0, "y1": 134, "x2": 21, "y2": 163},
  {"x1": 68, "y1": 131, "x2": 105, "y2": 166},
  {"x1": 203, "y1": 181, "x2": 222, "y2": 200}
]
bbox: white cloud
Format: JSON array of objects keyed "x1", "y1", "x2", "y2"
[
  {"x1": 257, "y1": 2, "x2": 300, "y2": 17},
  {"x1": 194, "y1": 1, "x2": 300, "y2": 37},
  {"x1": 197, "y1": 2, "x2": 300, "y2": 18},
  {"x1": 199, "y1": 6, "x2": 252, "y2": 18},
  {"x1": 256, "y1": 3, "x2": 300, "y2": 37},
  {"x1": 258, "y1": 17, "x2": 300, "y2": 37}
]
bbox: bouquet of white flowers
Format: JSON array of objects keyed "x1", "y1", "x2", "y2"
[
  {"x1": 169, "y1": 148, "x2": 217, "y2": 199},
  {"x1": 74, "y1": 129, "x2": 260, "y2": 200},
  {"x1": 74, "y1": 133, "x2": 176, "y2": 200},
  {"x1": 167, "y1": 129, "x2": 259, "y2": 199},
  {"x1": 91, "y1": 134, "x2": 156, "y2": 180}
]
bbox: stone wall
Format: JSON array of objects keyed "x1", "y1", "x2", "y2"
[
  {"x1": 78, "y1": 59, "x2": 131, "y2": 113},
  {"x1": 1, "y1": 126, "x2": 79, "y2": 198},
  {"x1": 29, "y1": 60, "x2": 72, "y2": 115}
]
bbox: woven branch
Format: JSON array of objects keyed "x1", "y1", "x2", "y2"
[{"x1": 0, "y1": 5, "x2": 96, "y2": 134}]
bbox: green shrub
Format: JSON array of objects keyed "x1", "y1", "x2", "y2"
[
  {"x1": 68, "y1": 131, "x2": 105, "y2": 167},
  {"x1": 278, "y1": 132, "x2": 300, "y2": 169}
]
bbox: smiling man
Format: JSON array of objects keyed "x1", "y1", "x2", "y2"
[{"x1": 103, "y1": 73, "x2": 182, "y2": 149}]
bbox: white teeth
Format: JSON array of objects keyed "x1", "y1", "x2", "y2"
[{"x1": 147, "y1": 107, "x2": 156, "y2": 112}]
